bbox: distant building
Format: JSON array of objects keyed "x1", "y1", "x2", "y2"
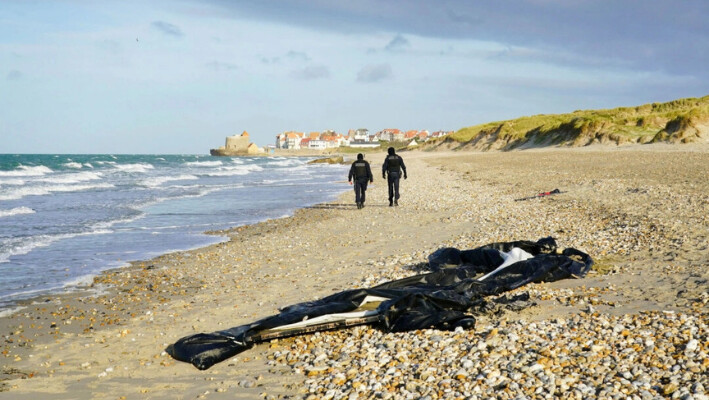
[
  {"x1": 353, "y1": 128, "x2": 369, "y2": 142},
  {"x1": 286, "y1": 132, "x2": 303, "y2": 149},
  {"x1": 275, "y1": 131, "x2": 304, "y2": 149},
  {"x1": 431, "y1": 130, "x2": 451, "y2": 138},
  {"x1": 350, "y1": 140, "x2": 380, "y2": 149},
  {"x1": 226, "y1": 131, "x2": 251, "y2": 152},
  {"x1": 211, "y1": 131, "x2": 263, "y2": 156},
  {"x1": 308, "y1": 139, "x2": 328, "y2": 149},
  {"x1": 322, "y1": 129, "x2": 337, "y2": 136},
  {"x1": 275, "y1": 133, "x2": 286, "y2": 149},
  {"x1": 322, "y1": 135, "x2": 340, "y2": 148},
  {"x1": 246, "y1": 143, "x2": 262, "y2": 154},
  {"x1": 377, "y1": 129, "x2": 400, "y2": 141}
]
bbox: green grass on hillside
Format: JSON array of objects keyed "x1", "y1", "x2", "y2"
[{"x1": 443, "y1": 95, "x2": 709, "y2": 149}]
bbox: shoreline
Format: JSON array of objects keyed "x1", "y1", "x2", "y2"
[
  {"x1": 1, "y1": 145, "x2": 707, "y2": 399},
  {"x1": 0, "y1": 233, "x2": 229, "y2": 316},
  {"x1": 0, "y1": 152, "x2": 355, "y2": 316},
  {"x1": 0, "y1": 178, "x2": 357, "y2": 336}
]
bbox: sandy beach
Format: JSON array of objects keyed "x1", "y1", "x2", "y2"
[{"x1": 1, "y1": 144, "x2": 707, "y2": 399}]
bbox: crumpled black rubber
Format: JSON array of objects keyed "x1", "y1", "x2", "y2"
[{"x1": 167, "y1": 237, "x2": 592, "y2": 370}]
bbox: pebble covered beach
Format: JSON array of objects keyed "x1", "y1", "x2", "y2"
[{"x1": 1, "y1": 144, "x2": 708, "y2": 399}]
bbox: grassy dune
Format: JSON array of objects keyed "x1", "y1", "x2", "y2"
[{"x1": 429, "y1": 95, "x2": 709, "y2": 151}]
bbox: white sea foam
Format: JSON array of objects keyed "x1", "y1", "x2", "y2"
[
  {"x1": 185, "y1": 160, "x2": 223, "y2": 167},
  {"x1": 0, "y1": 165, "x2": 53, "y2": 177},
  {"x1": 283, "y1": 164, "x2": 309, "y2": 172},
  {"x1": 63, "y1": 274, "x2": 97, "y2": 289},
  {"x1": 112, "y1": 163, "x2": 155, "y2": 173},
  {"x1": 0, "y1": 207, "x2": 36, "y2": 218},
  {"x1": 206, "y1": 164, "x2": 264, "y2": 176},
  {"x1": 0, "y1": 228, "x2": 113, "y2": 263},
  {"x1": 269, "y1": 159, "x2": 305, "y2": 167},
  {"x1": 274, "y1": 165, "x2": 310, "y2": 176},
  {"x1": 39, "y1": 171, "x2": 103, "y2": 184},
  {"x1": 0, "y1": 178, "x2": 25, "y2": 186},
  {"x1": 260, "y1": 178, "x2": 292, "y2": 185},
  {"x1": 115, "y1": 185, "x2": 225, "y2": 213},
  {"x1": 0, "y1": 286, "x2": 54, "y2": 303},
  {"x1": 140, "y1": 174, "x2": 199, "y2": 187},
  {"x1": 63, "y1": 162, "x2": 83, "y2": 169},
  {"x1": 83, "y1": 163, "x2": 94, "y2": 168},
  {"x1": 0, "y1": 306, "x2": 27, "y2": 318},
  {"x1": 0, "y1": 182, "x2": 115, "y2": 201},
  {"x1": 93, "y1": 215, "x2": 143, "y2": 230},
  {"x1": 258, "y1": 173, "x2": 314, "y2": 186}
]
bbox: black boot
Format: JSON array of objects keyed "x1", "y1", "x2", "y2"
[
  {"x1": 394, "y1": 199, "x2": 398, "y2": 206},
  {"x1": 389, "y1": 200, "x2": 393, "y2": 207}
]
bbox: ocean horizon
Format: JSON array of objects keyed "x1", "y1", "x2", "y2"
[{"x1": 0, "y1": 154, "x2": 349, "y2": 312}]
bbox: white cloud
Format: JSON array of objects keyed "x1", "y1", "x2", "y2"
[
  {"x1": 290, "y1": 65, "x2": 330, "y2": 80},
  {"x1": 357, "y1": 64, "x2": 393, "y2": 83},
  {"x1": 286, "y1": 51, "x2": 310, "y2": 62},
  {"x1": 6, "y1": 70, "x2": 22, "y2": 81},
  {"x1": 206, "y1": 61, "x2": 239, "y2": 71},
  {"x1": 152, "y1": 21, "x2": 184, "y2": 37},
  {"x1": 385, "y1": 34, "x2": 410, "y2": 52}
]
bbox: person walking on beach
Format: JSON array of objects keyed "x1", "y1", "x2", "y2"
[
  {"x1": 382, "y1": 147, "x2": 407, "y2": 206},
  {"x1": 348, "y1": 153, "x2": 373, "y2": 209}
]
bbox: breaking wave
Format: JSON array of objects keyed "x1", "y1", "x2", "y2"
[
  {"x1": 0, "y1": 165, "x2": 53, "y2": 177},
  {"x1": 63, "y1": 162, "x2": 83, "y2": 169},
  {"x1": 0, "y1": 183, "x2": 115, "y2": 201},
  {"x1": 0, "y1": 207, "x2": 36, "y2": 218},
  {"x1": 39, "y1": 171, "x2": 103, "y2": 184},
  {"x1": 184, "y1": 160, "x2": 223, "y2": 167},
  {"x1": 0, "y1": 228, "x2": 113, "y2": 264},
  {"x1": 0, "y1": 178, "x2": 25, "y2": 186},
  {"x1": 205, "y1": 164, "x2": 264, "y2": 177},
  {"x1": 111, "y1": 163, "x2": 155, "y2": 173},
  {"x1": 62, "y1": 274, "x2": 98, "y2": 289},
  {"x1": 140, "y1": 174, "x2": 199, "y2": 187},
  {"x1": 268, "y1": 159, "x2": 305, "y2": 167}
]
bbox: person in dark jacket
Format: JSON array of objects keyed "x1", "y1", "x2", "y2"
[
  {"x1": 382, "y1": 147, "x2": 407, "y2": 206},
  {"x1": 348, "y1": 153, "x2": 374, "y2": 209}
]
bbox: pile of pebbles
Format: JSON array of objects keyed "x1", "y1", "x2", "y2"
[{"x1": 266, "y1": 304, "x2": 707, "y2": 399}]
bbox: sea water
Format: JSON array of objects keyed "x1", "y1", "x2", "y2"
[{"x1": 0, "y1": 154, "x2": 348, "y2": 311}]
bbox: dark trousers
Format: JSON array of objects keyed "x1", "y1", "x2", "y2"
[
  {"x1": 354, "y1": 179, "x2": 369, "y2": 203},
  {"x1": 387, "y1": 172, "x2": 400, "y2": 201}
]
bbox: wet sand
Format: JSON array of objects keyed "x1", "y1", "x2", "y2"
[{"x1": 1, "y1": 144, "x2": 707, "y2": 399}]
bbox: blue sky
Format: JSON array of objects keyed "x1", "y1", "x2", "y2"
[{"x1": 1, "y1": 0, "x2": 707, "y2": 154}]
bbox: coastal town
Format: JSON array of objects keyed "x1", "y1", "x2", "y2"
[
  {"x1": 210, "y1": 128, "x2": 453, "y2": 156},
  {"x1": 275, "y1": 128, "x2": 452, "y2": 150}
]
